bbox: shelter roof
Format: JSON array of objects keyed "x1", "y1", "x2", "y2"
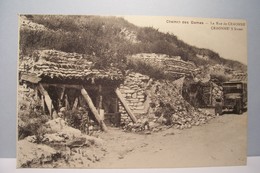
[{"x1": 19, "y1": 50, "x2": 123, "y2": 83}]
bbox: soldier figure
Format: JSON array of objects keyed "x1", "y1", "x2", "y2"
[{"x1": 215, "y1": 98, "x2": 223, "y2": 116}]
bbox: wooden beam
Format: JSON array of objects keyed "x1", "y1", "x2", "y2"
[
  {"x1": 42, "y1": 83, "x2": 81, "y2": 89},
  {"x1": 60, "y1": 87, "x2": 65, "y2": 100},
  {"x1": 79, "y1": 95, "x2": 85, "y2": 107},
  {"x1": 115, "y1": 88, "x2": 137, "y2": 123},
  {"x1": 41, "y1": 83, "x2": 99, "y2": 90},
  {"x1": 42, "y1": 83, "x2": 118, "y2": 91},
  {"x1": 65, "y1": 94, "x2": 70, "y2": 110},
  {"x1": 50, "y1": 101, "x2": 53, "y2": 117},
  {"x1": 72, "y1": 97, "x2": 78, "y2": 110},
  {"x1": 41, "y1": 95, "x2": 45, "y2": 113},
  {"x1": 210, "y1": 82, "x2": 213, "y2": 106},
  {"x1": 80, "y1": 86, "x2": 108, "y2": 132},
  {"x1": 38, "y1": 83, "x2": 57, "y2": 118},
  {"x1": 114, "y1": 97, "x2": 119, "y2": 112},
  {"x1": 98, "y1": 84, "x2": 103, "y2": 112}
]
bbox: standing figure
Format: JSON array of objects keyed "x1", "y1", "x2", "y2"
[{"x1": 215, "y1": 98, "x2": 223, "y2": 116}]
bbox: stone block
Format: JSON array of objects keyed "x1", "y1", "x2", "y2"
[
  {"x1": 127, "y1": 98, "x2": 139, "y2": 102},
  {"x1": 132, "y1": 93, "x2": 137, "y2": 98},
  {"x1": 137, "y1": 95, "x2": 145, "y2": 99},
  {"x1": 136, "y1": 102, "x2": 143, "y2": 106},
  {"x1": 124, "y1": 89, "x2": 135, "y2": 94},
  {"x1": 139, "y1": 98, "x2": 145, "y2": 102},
  {"x1": 135, "y1": 106, "x2": 145, "y2": 110}
]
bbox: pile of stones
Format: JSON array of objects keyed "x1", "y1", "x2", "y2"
[{"x1": 120, "y1": 76, "x2": 215, "y2": 132}]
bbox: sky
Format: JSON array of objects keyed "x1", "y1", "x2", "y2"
[{"x1": 122, "y1": 15, "x2": 247, "y2": 65}]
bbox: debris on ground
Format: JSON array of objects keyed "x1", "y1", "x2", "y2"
[
  {"x1": 17, "y1": 118, "x2": 106, "y2": 168},
  {"x1": 121, "y1": 77, "x2": 215, "y2": 133},
  {"x1": 17, "y1": 140, "x2": 60, "y2": 168}
]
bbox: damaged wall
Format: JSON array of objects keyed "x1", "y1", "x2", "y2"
[
  {"x1": 118, "y1": 72, "x2": 150, "y2": 125},
  {"x1": 118, "y1": 72, "x2": 215, "y2": 131}
]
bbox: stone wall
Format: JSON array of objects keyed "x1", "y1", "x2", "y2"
[
  {"x1": 127, "y1": 53, "x2": 197, "y2": 76},
  {"x1": 118, "y1": 72, "x2": 150, "y2": 125}
]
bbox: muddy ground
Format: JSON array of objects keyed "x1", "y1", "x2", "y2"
[{"x1": 93, "y1": 109, "x2": 247, "y2": 168}]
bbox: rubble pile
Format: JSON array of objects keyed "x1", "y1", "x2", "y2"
[
  {"x1": 147, "y1": 80, "x2": 215, "y2": 130},
  {"x1": 120, "y1": 74, "x2": 215, "y2": 132},
  {"x1": 17, "y1": 118, "x2": 106, "y2": 168},
  {"x1": 17, "y1": 85, "x2": 37, "y2": 110},
  {"x1": 42, "y1": 118, "x2": 104, "y2": 146},
  {"x1": 17, "y1": 140, "x2": 60, "y2": 168}
]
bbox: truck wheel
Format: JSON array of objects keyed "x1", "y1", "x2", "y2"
[
  {"x1": 236, "y1": 102, "x2": 242, "y2": 115},
  {"x1": 219, "y1": 109, "x2": 223, "y2": 115}
]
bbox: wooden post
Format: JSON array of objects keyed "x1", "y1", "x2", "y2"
[
  {"x1": 60, "y1": 87, "x2": 65, "y2": 100},
  {"x1": 115, "y1": 88, "x2": 137, "y2": 123},
  {"x1": 209, "y1": 82, "x2": 212, "y2": 106},
  {"x1": 114, "y1": 97, "x2": 119, "y2": 112},
  {"x1": 65, "y1": 94, "x2": 70, "y2": 110},
  {"x1": 38, "y1": 83, "x2": 57, "y2": 118},
  {"x1": 81, "y1": 86, "x2": 108, "y2": 132},
  {"x1": 79, "y1": 95, "x2": 85, "y2": 107},
  {"x1": 98, "y1": 84, "x2": 103, "y2": 113},
  {"x1": 41, "y1": 95, "x2": 45, "y2": 113},
  {"x1": 50, "y1": 101, "x2": 52, "y2": 117},
  {"x1": 72, "y1": 97, "x2": 79, "y2": 110}
]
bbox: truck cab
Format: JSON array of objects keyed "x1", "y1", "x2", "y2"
[{"x1": 222, "y1": 81, "x2": 247, "y2": 114}]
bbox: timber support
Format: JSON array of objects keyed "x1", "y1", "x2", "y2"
[
  {"x1": 115, "y1": 88, "x2": 137, "y2": 123},
  {"x1": 81, "y1": 86, "x2": 108, "y2": 132},
  {"x1": 38, "y1": 83, "x2": 58, "y2": 118}
]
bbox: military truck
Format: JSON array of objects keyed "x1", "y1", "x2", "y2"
[{"x1": 221, "y1": 81, "x2": 247, "y2": 114}]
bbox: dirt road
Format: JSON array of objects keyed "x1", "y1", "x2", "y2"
[{"x1": 94, "y1": 110, "x2": 247, "y2": 168}]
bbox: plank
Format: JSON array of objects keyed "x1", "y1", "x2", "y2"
[
  {"x1": 41, "y1": 83, "x2": 98, "y2": 90},
  {"x1": 38, "y1": 83, "x2": 57, "y2": 118},
  {"x1": 81, "y1": 86, "x2": 108, "y2": 132},
  {"x1": 72, "y1": 97, "x2": 79, "y2": 110},
  {"x1": 98, "y1": 84, "x2": 103, "y2": 112},
  {"x1": 41, "y1": 95, "x2": 45, "y2": 113},
  {"x1": 42, "y1": 83, "x2": 81, "y2": 89},
  {"x1": 60, "y1": 87, "x2": 65, "y2": 100},
  {"x1": 65, "y1": 94, "x2": 70, "y2": 110},
  {"x1": 115, "y1": 88, "x2": 137, "y2": 123}
]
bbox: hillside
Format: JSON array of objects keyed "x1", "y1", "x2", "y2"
[{"x1": 19, "y1": 15, "x2": 247, "y2": 73}]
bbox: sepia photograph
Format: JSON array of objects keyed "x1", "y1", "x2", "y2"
[{"x1": 17, "y1": 15, "x2": 247, "y2": 168}]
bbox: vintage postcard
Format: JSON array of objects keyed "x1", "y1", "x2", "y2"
[{"x1": 17, "y1": 15, "x2": 247, "y2": 168}]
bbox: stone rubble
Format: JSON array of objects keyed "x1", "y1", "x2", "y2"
[
  {"x1": 119, "y1": 72, "x2": 215, "y2": 133},
  {"x1": 147, "y1": 80, "x2": 215, "y2": 130},
  {"x1": 18, "y1": 118, "x2": 106, "y2": 168}
]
